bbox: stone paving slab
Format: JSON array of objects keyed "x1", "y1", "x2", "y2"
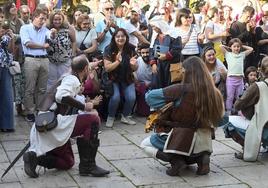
[
  {"x1": 0, "y1": 182, "x2": 23, "y2": 188},
  {"x1": 211, "y1": 154, "x2": 262, "y2": 168},
  {"x1": 0, "y1": 163, "x2": 19, "y2": 183},
  {"x1": 1, "y1": 140, "x2": 29, "y2": 152},
  {"x1": 205, "y1": 184, "x2": 250, "y2": 188},
  {"x1": 111, "y1": 158, "x2": 184, "y2": 186},
  {"x1": 124, "y1": 133, "x2": 149, "y2": 147},
  {"x1": 5, "y1": 150, "x2": 24, "y2": 167},
  {"x1": 99, "y1": 144, "x2": 148, "y2": 160},
  {"x1": 14, "y1": 166, "x2": 78, "y2": 188},
  {"x1": 98, "y1": 130, "x2": 130, "y2": 146},
  {"x1": 181, "y1": 164, "x2": 241, "y2": 187},
  {"x1": 73, "y1": 174, "x2": 136, "y2": 188},
  {"x1": 114, "y1": 123, "x2": 146, "y2": 134},
  {"x1": 224, "y1": 165, "x2": 268, "y2": 188},
  {"x1": 0, "y1": 147, "x2": 9, "y2": 163},
  {"x1": 212, "y1": 140, "x2": 237, "y2": 155},
  {"x1": 140, "y1": 182, "x2": 194, "y2": 188},
  {"x1": 218, "y1": 140, "x2": 243, "y2": 152}
]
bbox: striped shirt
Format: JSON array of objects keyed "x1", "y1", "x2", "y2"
[{"x1": 173, "y1": 25, "x2": 200, "y2": 55}]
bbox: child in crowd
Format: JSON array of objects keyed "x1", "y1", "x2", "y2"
[
  {"x1": 220, "y1": 38, "x2": 253, "y2": 115},
  {"x1": 244, "y1": 66, "x2": 258, "y2": 91}
]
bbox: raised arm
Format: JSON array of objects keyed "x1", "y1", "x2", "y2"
[
  {"x1": 242, "y1": 45, "x2": 253, "y2": 56},
  {"x1": 220, "y1": 44, "x2": 228, "y2": 54}
]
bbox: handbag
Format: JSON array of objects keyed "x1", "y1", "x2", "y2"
[
  {"x1": 79, "y1": 29, "x2": 90, "y2": 51},
  {"x1": 169, "y1": 63, "x2": 184, "y2": 83},
  {"x1": 35, "y1": 111, "x2": 58, "y2": 132},
  {"x1": 3, "y1": 47, "x2": 21, "y2": 75},
  {"x1": 9, "y1": 61, "x2": 21, "y2": 75}
]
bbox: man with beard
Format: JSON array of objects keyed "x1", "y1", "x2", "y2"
[
  {"x1": 134, "y1": 44, "x2": 152, "y2": 116},
  {"x1": 23, "y1": 54, "x2": 110, "y2": 178},
  {"x1": 125, "y1": 7, "x2": 150, "y2": 47}
]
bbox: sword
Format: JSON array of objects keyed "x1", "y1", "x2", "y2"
[{"x1": 1, "y1": 141, "x2": 30, "y2": 179}]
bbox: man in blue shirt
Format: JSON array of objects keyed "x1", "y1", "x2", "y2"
[
  {"x1": 20, "y1": 8, "x2": 55, "y2": 122},
  {"x1": 95, "y1": 1, "x2": 125, "y2": 52}
]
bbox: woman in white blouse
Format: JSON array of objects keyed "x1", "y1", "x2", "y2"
[{"x1": 75, "y1": 14, "x2": 98, "y2": 61}]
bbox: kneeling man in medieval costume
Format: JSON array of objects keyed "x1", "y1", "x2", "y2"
[{"x1": 23, "y1": 54, "x2": 110, "y2": 178}]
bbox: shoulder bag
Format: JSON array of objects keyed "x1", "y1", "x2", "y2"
[
  {"x1": 169, "y1": 62, "x2": 184, "y2": 83},
  {"x1": 79, "y1": 29, "x2": 90, "y2": 51},
  {"x1": 35, "y1": 111, "x2": 57, "y2": 132}
]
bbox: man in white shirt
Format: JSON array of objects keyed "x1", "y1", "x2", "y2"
[
  {"x1": 134, "y1": 44, "x2": 152, "y2": 116},
  {"x1": 135, "y1": 44, "x2": 152, "y2": 86},
  {"x1": 125, "y1": 7, "x2": 150, "y2": 47}
]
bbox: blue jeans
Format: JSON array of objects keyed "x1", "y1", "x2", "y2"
[
  {"x1": 108, "y1": 82, "x2": 136, "y2": 117},
  {"x1": 0, "y1": 67, "x2": 14, "y2": 129}
]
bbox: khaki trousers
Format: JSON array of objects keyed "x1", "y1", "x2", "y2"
[{"x1": 23, "y1": 57, "x2": 49, "y2": 114}]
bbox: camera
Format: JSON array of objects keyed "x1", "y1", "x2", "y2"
[
  {"x1": 1, "y1": 20, "x2": 10, "y2": 30},
  {"x1": 154, "y1": 46, "x2": 160, "y2": 59},
  {"x1": 153, "y1": 45, "x2": 169, "y2": 60}
]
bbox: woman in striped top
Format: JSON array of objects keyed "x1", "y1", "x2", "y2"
[{"x1": 172, "y1": 8, "x2": 204, "y2": 60}]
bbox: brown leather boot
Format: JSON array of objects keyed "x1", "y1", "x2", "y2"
[
  {"x1": 196, "y1": 153, "x2": 210, "y2": 175},
  {"x1": 166, "y1": 155, "x2": 186, "y2": 176}
]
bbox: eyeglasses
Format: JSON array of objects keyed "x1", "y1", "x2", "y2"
[
  {"x1": 182, "y1": 16, "x2": 192, "y2": 19},
  {"x1": 105, "y1": 7, "x2": 114, "y2": 11}
]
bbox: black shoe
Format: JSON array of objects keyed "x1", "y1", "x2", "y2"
[
  {"x1": 25, "y1": 114, "x2": 35, "y2": 122},
  {"x1": 80, "y1": 164, "x2": 110, "y2": 177},
  {"x1": 23, "y1": 151, "x2": 38, "y2": 178}
]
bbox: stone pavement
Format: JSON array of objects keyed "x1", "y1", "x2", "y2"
[{"x1": 0, "y1": 115, "x2": 268, "y2": 188}]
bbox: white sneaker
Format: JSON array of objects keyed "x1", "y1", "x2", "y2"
[
  {"x1": 121, "y1": 115, "x2": 136, "y2": 125},
  {"x1": 105, "y1": 116, "x2": 115, "y2": 128}
]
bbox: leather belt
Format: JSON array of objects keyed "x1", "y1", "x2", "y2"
[{"x1": 25, "y1": 54, "x2": 48, "y2": 58}]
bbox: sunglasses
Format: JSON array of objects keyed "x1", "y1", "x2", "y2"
[
  {"x1": 183, "y1": 16, "x2": 193, "y2": 19},
  {"x1": 105, "y1": 7, "x2": 114, "y2": 11}
]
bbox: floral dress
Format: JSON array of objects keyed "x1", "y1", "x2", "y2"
[{"x1": 47, "y1": 28, "x2": 73, "y2": 64}]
